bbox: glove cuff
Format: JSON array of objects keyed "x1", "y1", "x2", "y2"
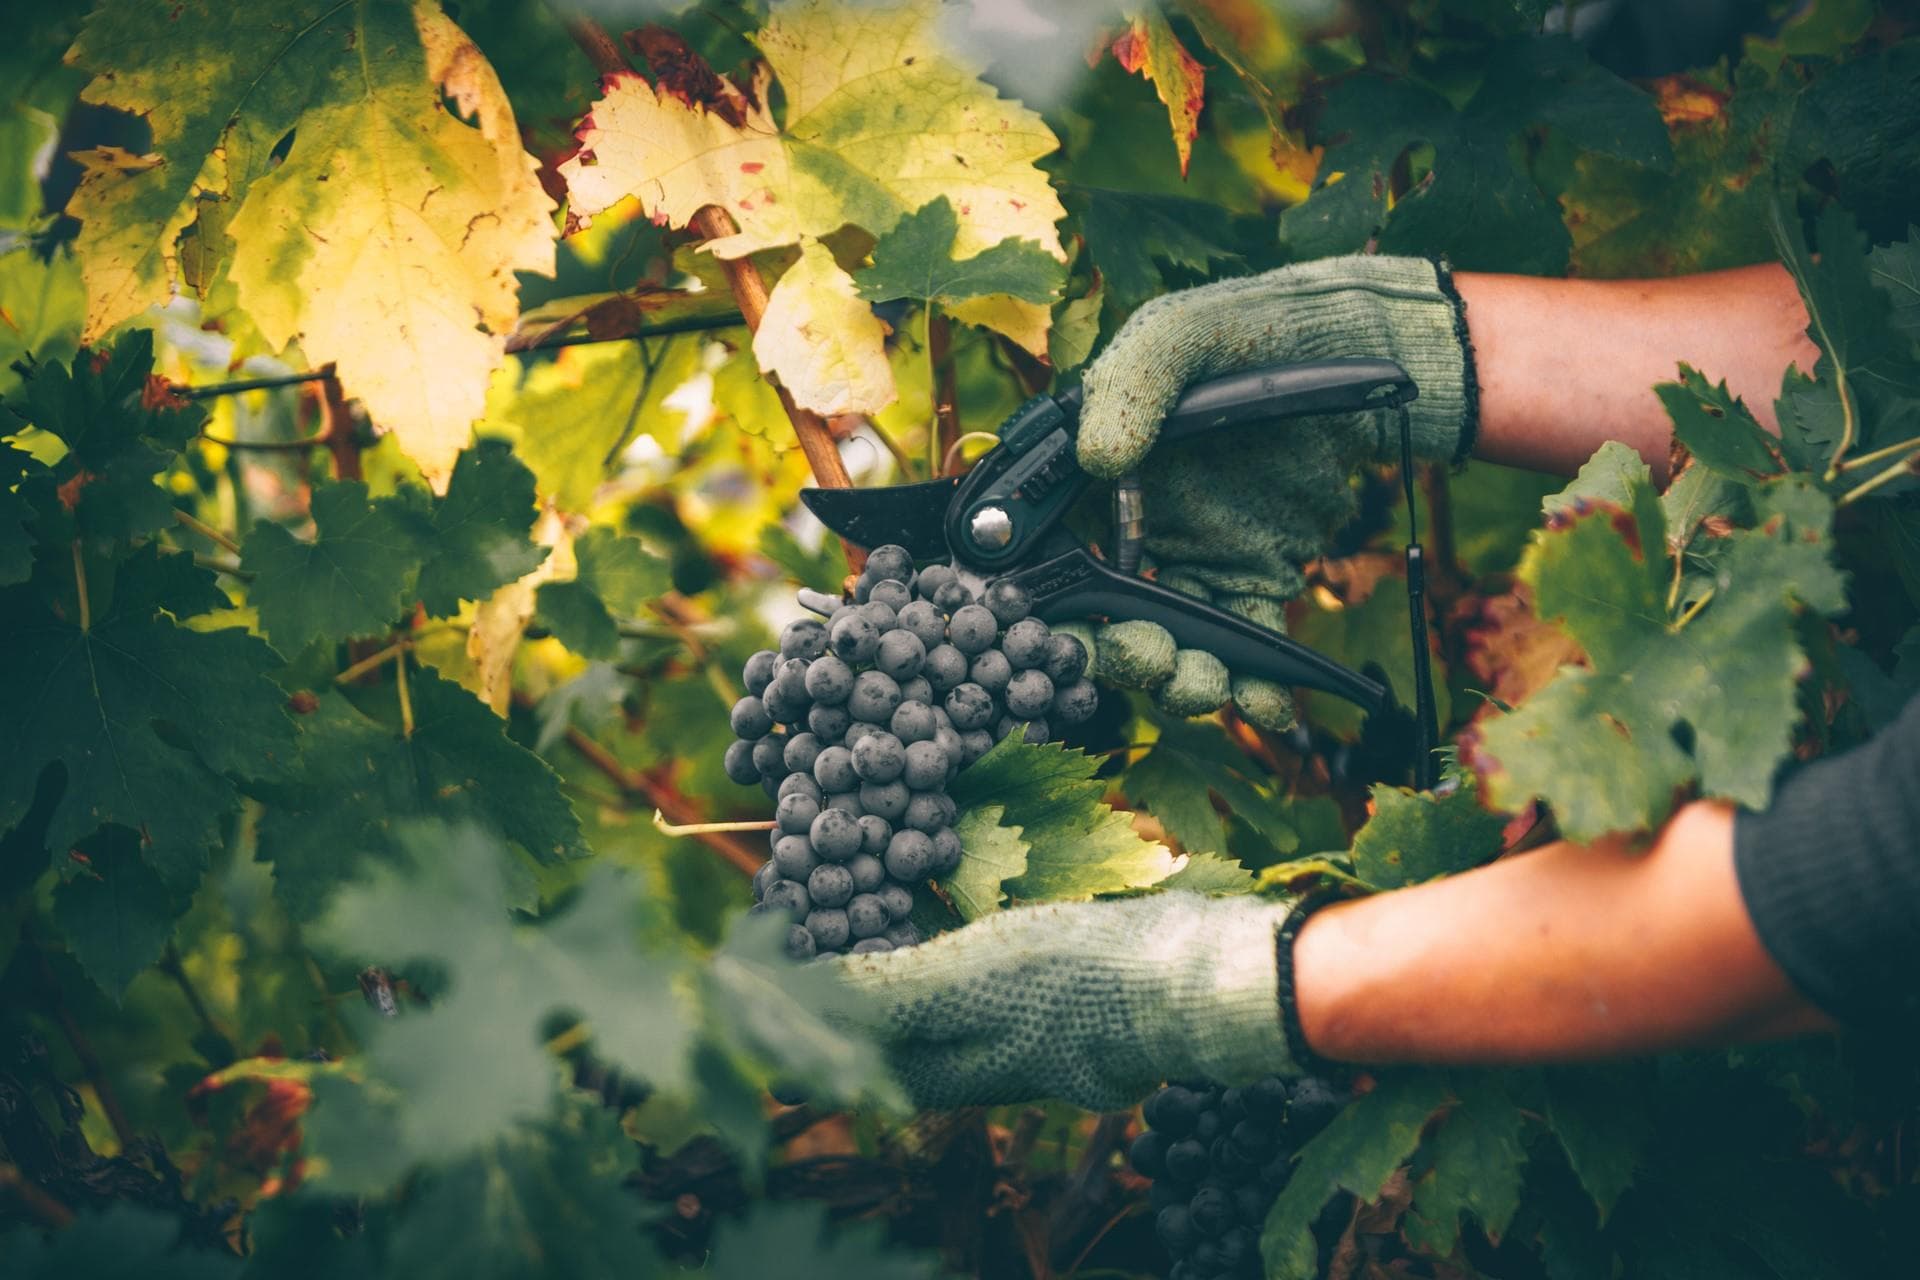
[{"x1": 1173, "y1": 897, "x2": 1301, "y2": 1085}]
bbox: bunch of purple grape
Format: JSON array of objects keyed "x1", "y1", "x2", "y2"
[
  {"x1": 725, "y1": 544, "x2": 1099, "y2": 958},
  {"x1": 1131, "y1": 1075, "x2": 1347, "y2": 1280}
]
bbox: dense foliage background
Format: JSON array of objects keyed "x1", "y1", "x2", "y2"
[{"x1": 2, "y1": 0, "x2": 1918, "y2": 1276}]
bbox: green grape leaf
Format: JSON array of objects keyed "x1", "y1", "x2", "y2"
[
  {"x1": 951, "y1": 737, "x2": 1174, "y2": 902},
  {"x1": 705, "y1": 1201, "x2": 944, "y2": 1280},
  {"x1": 943, "y1": 802, "x2": 1029, "y2": 921},
  {"x1": 1772, "y1": 203, "x2": 1920, "y2": 480},
  {"x1": 1282, "y1": 38, "x2": 1670, "y2": 273},
  {"x1": 0, "y1": 245, "x2": 83, "y2": 399},
  {"x1": 1048, "y1": 280, "x2": 1105, "y2": 372},
  {"x1": 51, "y1": 826, "x2": 187, "y2": 1000},
  {"x1": 1260, "y1": 1071, "x2": 1451, "y2": 1280},
  {"x1": 1777, "y1": 42, "x2": 1920, "y2": 246},
  {"x1": 1, "y1": 546, "x2": 296, "y2": 891},
  {"x1": 1157, "y1": 851, "x2": 1256, "y2": 894},
  {"x1": 535, "y1": 527, "x2": 670, "y2": 659},
  {"x1": 759, "y1": 522, "x2": 850, "y2": 595},
  {"x1": 5, "y1": 1204, "x2": 239, "y2": 1280},
  {"x1": 0, "y1": 442, "x2": 48, "y2": 586},
  {"x1": 1126, "y1": 721, "x2": 1298, "y2": 859},
  {"x1": 1073, "y1": 186, "x2": 1245, "y2": 314},
  {"x1": 1870, "y1": 229, "x2": 1920, "y2": 342},
  {"x1": 252, "y1": 676, "x2": 586, "y2": 919},
  {"x1": 1405, "y1": 1075, "x2": 1529, "y2": 1257},
  {"x1": 1468, "y1": 444, "x2": 1844, "y2": 840},
  {"x1": 1544, "y1": 1066, "x2": 1650, "y2": 1223},
  {"x1": 1658, "y1": 367, "x2": 1785, "y2": 482},
  {"x1": 854, "y1": 196, "x2": 1064, "y2": 306},
  {"x1": 242, "y1": 481, "x2": 427, "y2": 655},
  {"x1": 1349, "y1": 783, "x2": 1505, "y2": 891},
  {"x1": 411, "y1": 440, "x2": 547, "y2": 616},
  {"x1": 2, "y1": 330, "x2": 203, "y2": 543},
  {"x1": 308, "y1": 826, "x2": 691, "y2": 1190}
]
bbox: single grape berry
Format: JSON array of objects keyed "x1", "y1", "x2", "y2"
[
  {"x1": 1245, "y1": 1075, "x2": 1290, "y2": 1120},
  {"x1": 849, "y1": 937, "x2": 894, "y2": 954},
  {"x1": 822, "y1": 791, "x2": 863, "y2": 817},
  {"x1": 903, "y1": 791, "x2": 953, "y2": 833},
  {"x1": 914, "y1": 563, "x2": 956, "y2": 601},
  {"x1": 891, "y1": 700, "x2": 939, "y2": 745},
  {"x1": 983, "y1": 578, "x2": 1032, "y2": 626},
  {"x1": 875, "y1": 881, "x2": 915, "y2": 921},
  {"x1": 809, "y1": 808, "x2": 863, "y2": 862},
  {"x1": 812, "y1": 745, "x2": 857, "y2": 793},
  {"x1": 933, "y1": 580, "x2": 973, "y2": 613},
  {"x1": 851, "y1": 730, "x2": 906, "y2": 784},
  {"x1": 1001, "y1": 617, "x2": 1051, "y2": 670},
  {"x1": 847, "y1": 893, "x2": 889, "y2": 939},
  {"x1": 742, "y1": 650, "x2": 778, "y2": 696},
  {"x1": 763, "y1": 879, "x2": 809, "y2": 921},
  {"x1": 898, "y1": 675, "x2": 933, "y2": 706},
  {"x1": 1163, "y1": 1138, "x2": 1209, "y2": 1184},
  {"x1": 943, "y1": 682, "x2": 995, "y2": 731},
  {"x1": 948, "y1": 603, "x2": 997, "y2": 654},
  {"x1": 751, "y1": 734, "x2": 789, "y2": 781},
  {"x1": 783, "y1": 732, "x2": 823, "y2": 776},
  {"x1": 1130, "y1": 1129, "x2": 1170, "y2": 1178},
  {"x1": 730, "y1": 695, "x2": 774, "y2": 739},
  {"x1": 807, "y1": 704, "x2": 851, "y2": 741},
  {"x1": 866, "y1": 544, "x2": 914, "y2": 582},
  {"x1": 1004, "y1": 669, "x2": 1055, "y2": 718},
  {"x1": 786, "y1": 925, "x2": 816, "y2": 960},
  {"x1": 857, "y1": 814, "x2": 892, "y2": 856},
  {"x1": 847, "y1": 670, "x2": 903, "y2": 723},
  {"x1": 902, "y1": 740, "x2": 949, "y2": 790},
  {"x1": 762, "y1": 666, "x2": 810, "y2": 723},
  {"x1": 1288, "y1": 1078, "x2": 1345, "y2": 1137},
  {"x1": 1190, "y1": 1186, "x2": 1234, "y2": 1238},
  {"x1": 967, "y1": 648, "x2": 1012, "y2": 696},
  {"x1": 895, "y1": 600, "x2": 947, "y2": 648},
  {"x1": 1156, "y1": 1204, "x2": 1196, "y2": 1254},
  {"x1": 875, "y1": 629, "x2": 926, "y2": 681},
  {"x1": 933, "y1": 726, "x2": 965, "y2": 779},
  {"x1": 751, "y1": 859, "x2": 778, "y2": 902},
  {"x1": 776, "y1": 791, "x2": 821, "y2": 835},
  {"x1": 772, "y1": 835, "x2": 818, "y2": 880},
  {"x1": 1233, "y1": 1185, "x2": 1270, "y2": 1228},
  {"x1": 1230, "y1": 1119, "x2": 1274, "y2": 1156},
  {"x1": 829, "y1": 612, "x2": 880, "y2": 664},
  {"x1": 1216, "y1": 1226, "x2": 1255, "y2": 1273},
  {"x1": 723, "y1": 739, "x2": 759, "y2": 785},
  {"x1": 958, "y1": 729, "x2": 993, "y2": 766},
  {"x1": 995, "y1": 715, "x2": 1049, "y2": 744},
  {"x1": 805, "y1": 907, "x2": 850, "y2": 951},
  {"x1": 1042, "y1": 633, "x2": 1089, "y2": 684},
  {"x1": 883, "y1": 921, "x2": 922, "y2": 948},
  {"x1": 804, "y1": 654, "x2": 854, "y2": 705},
  {"x1": 859, "y1": 600, "x2": 898, "y2": 633},
  {"x1": 846, "y1": 854, "x2": 886, "y2": 893},
  {"x1": 858, "y1": 779, "x2": 910, "y2": 822},
  {"x1": 1052, "y1": 678, "x2": 1099, "y2": 725},
  {"x1": 777, "y1": 771, "x2": 820, "y2": 807},
  {"x1": 923, "y1": 644, "x2": 968, "y2": 693},
  {"x1": 842, "y1": 721, "x2": 881, "y2": 750},
  {"x1": 807, "y1": 862, "x2": 855, "y2": 909},
  {"x1": 851, "y1": 573, "x2": 873, "y2": 604},
  {"x1": 867, "y1": 578, "x2": 912, "y2": 612},
  {"x1": 884, "y1": 829, "x2": 934, "y2": 881},
  {"x1": 931, "y1": 827, "x2": 964, "y2": 875},
  {"x1": 779, "y1": 618, "x2": 829, "y2": 660}
]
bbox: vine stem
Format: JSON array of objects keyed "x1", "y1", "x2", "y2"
[
  {"x1": 923, "y1": 304, "x2": 940, "y2": 479},
  {"x1": 333, "y1": 639, "x2": 408, "y2": 685},
  {"x1": 653, "y1": 810, "x2": 778, "y2": 836},
  {"x1": 318, "y1": 367, "x2": 361, "y2": 482},
  {"x1": 70, "y1": 541, "x2": 90, "y2": 632},
  {"x1": 0, "y1": 1163, "x2": 74, "y2": 1229},
  {"x1": 1835, "y1": 432, "x2": 1920, "y2": 473},
  {"x1": 173, "y1": 507, "x2": 241, "y2": 555},
  {"x1": 1672, "y1": 586, "x2": 1715, "y2": 631},
  {"x1": 1838, "y1": 447, "x2": 1920, "y2": 506},
  {"x1": 941, "y1": 431, "x2": 1002, "y2": 476},
  {"x1": 395, "y1": 651, "x2": 414, "y2": 738},
  {"x1": 930, "y1": 310, "x2": 960, "y2": 475},
  {"x1": 1666, "y1": 546, "x2": 1685, "y2": 613}
]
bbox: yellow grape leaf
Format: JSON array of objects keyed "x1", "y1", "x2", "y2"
[
  {"x1": 465, "y1": 508, "x2": 574, "y2": 715},
  {"x1": 66, "y1": 1, "x2": 556, "y2": 490},
  {"x1": 752, "y1": 242, "x2": 895, "y2": 416},
  {"x1": 559, "y1": 0, "x2": 1065, "y2": 398},
  {"x1": 1114, "y1": 11, "x2": 1207, "y2": 177}
]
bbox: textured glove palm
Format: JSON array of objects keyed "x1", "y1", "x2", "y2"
[
  {"x1": 1074, "y1": 255, "x2": 1475, "y2": 730},
  {"x1": 832, "y1": 892, "x2": 1299, "y2": 1111}
]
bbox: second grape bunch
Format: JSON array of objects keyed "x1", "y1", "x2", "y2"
[{"x1": 724, "y1": 545, "x2": 1100, "y2": 958}]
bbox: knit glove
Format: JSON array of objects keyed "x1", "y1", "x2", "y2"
[
  {"x1": 832, "y1": 892, "x2": 1298, "y2": 1111},
  {"x1": 1075, "y1": 256, "x2": 1477, "y2": 730}
]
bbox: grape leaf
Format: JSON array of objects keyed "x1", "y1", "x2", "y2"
[
  {"x1": 759, "y1": 521, "x2": 850, "y2": 595},
  {"x1": 1048, "y1": 281, "x2": 1105, "y2": 372},
  {"x1": 0, "y1": 546, "x2": 296, "y2": 891},
  {"x1": 0, "y1": 442, "x2": 47, "y2": 586},
  {"x1": 66, "y1": 0, "x2": 557, "y2": 489},
  {"x1": 943, "y1": 802, "x2": 1029, "y2": 921},
  {"x1": 535, "y1": 526, "x2": 670, "y2": 659},
  {"x1": 705, "y1": 1200, "x2": 944, "y2": 1280},
  {"x1": 308, "y1": 826, "x2": 691, "y2": 1189},
  {"x1": 1281, "y1": 38, "x2": 1670, "y2": 273},
  {"x1": 2, "y1": 330, "x2": 203, "y2": 543},
  {"x1": 1260, "y1": 1071, "x2": 1451, "y2": 1280},
  {"x1": 1125, "y1": 740, "x2": 1227, "y2": 856},
  {"x1": 1348, "y1": 783, "x2": 1505, "y2": 891},
  {"x1": 252, "y1": 677, "x2": 586, "y2": 919},
  {"x1": 51, "y1": 826, "x2": 187, "y2": 1000},
  {"x1": 1405, "y1": 1075, "x2": 1528, "y2": 1257},
  {"x1": 5, "y1": 1204, "x2": 239, "y2": 1280},
  {"x1": 1658, "y1": 367, "x2": 1785, "y2": 482},
  {"x1": 241, "y1": 481, "x2": 426, "y2": 655},
  {"x1": 559, "y1": 0, "x2": 1066, "y2": 394},
  {"x1": 1544, "y1": 1066, "x2": 1649, "y2": 1223},
  {"x1": 1157, "y1": 851, "x2": 1256, "y2": 894},
  {"x1": 1468, "y1": 444, "x2": 1844, "y2": 840},
  {"x1": 950, "y1": 737, "x2": 1174, "y2": 901},
  {"x1": 1072, "y1": 186, "x2": 1246, "y2": 315},
  {"x1": 409, "y1": 440, "x2": 546, "y2": 616},
  {"x1": 854, "y1": 197, "x2": 1063, "y2": 307},
  {"x1": 1870, "y1": 229, "x2": 1920, "y2": 342},
  {"x1": 750, "y1": 240, "x2": 897, "y2": 417},
  {"x1": 0, "y1": 244, "x2": 83, "y2": 399},
  {"x1": 1108, "y1": 12, "x2": 1206, "y2": 178}
]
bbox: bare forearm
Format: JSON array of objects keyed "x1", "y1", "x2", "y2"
[
  {"x1": 1292, "y1": 801, "x2": 1835, "y2": 1066},
  {"x1": 1454, "y1": 264, "x2": 1820, "y2": 482}
]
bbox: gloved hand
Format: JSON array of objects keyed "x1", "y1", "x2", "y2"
[
  {"x1": 1074, "y1": 255, "x2": 1477, "y2": 730},
  {"x1": 832, "y1": 891, "x2": 1299, "y2": 1111}
]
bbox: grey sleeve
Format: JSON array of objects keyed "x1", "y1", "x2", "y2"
[{"x1": 1733, "y1": 694, "x2": 1920, "y2": 1025}]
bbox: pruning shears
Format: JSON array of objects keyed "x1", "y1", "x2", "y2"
[{"x1": 801, "y1": 358, "x2": 1434, "y2": 759}]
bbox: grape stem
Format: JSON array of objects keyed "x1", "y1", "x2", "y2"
[
  {"x1": 173, "y1": 507, "x2": 243, "y2": 554},
  {"x1": 942, "y1": 432, "x2": 1003, "y2": 476},
  {"x1": 1671, "y1": 586, "x2": 1715, "y2": 631},
  {"x1": 652, "y1": 810, "x2": 778, "y2": 836}
]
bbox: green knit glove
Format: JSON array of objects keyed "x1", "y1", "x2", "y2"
[
  {"x1": 832, "y1": 892, "x2": 1299, "y2": 1111},
  {"x1": 1076, "y1": 255, "x2": 1476, "y2": 730}
]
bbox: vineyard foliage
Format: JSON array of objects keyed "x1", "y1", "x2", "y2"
[{"x1": 1, "y1": 1, "x2": 1918, "y2": 1278}]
